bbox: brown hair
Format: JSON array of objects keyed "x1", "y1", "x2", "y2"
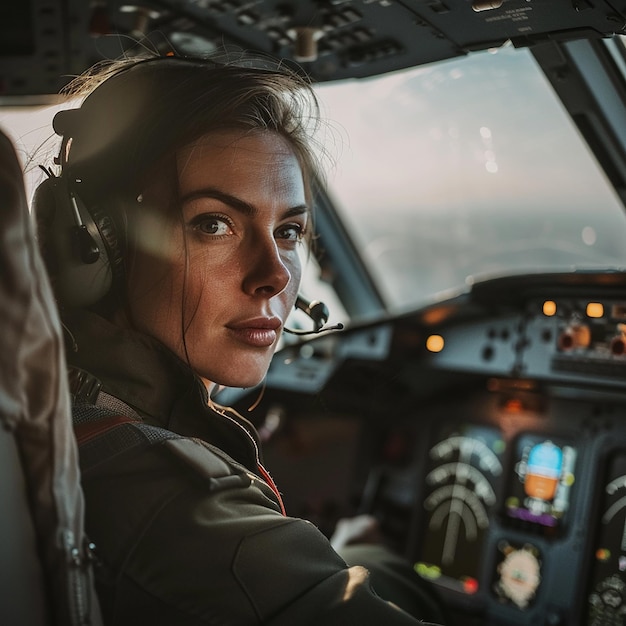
[{"x1": 57, "y1": 54, "x2": 323, "y2": 211}]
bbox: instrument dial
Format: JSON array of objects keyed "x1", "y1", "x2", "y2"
[{"x1": 416, "y1": 424, "x2": 505, "y2": 594}]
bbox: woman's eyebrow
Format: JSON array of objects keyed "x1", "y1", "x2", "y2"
[
  {"x1": 180, "y1": 188, "x2": 256, "y2": 214},
  {"x1": 180, "y1": 187, "x2": 309, "y2": 218},
  {"x1": 283, "y1": 205, "x2": 310, "y2": 218}
]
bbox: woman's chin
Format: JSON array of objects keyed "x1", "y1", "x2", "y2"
[
  {"x1": 194, "y1": 351, "x2": 273, "y2": 391},
  {"x1": 211, "y1": 370, "x2": 268, "y2": 391}
]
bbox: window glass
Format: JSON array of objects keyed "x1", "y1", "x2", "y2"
[{"x1": 315, "y1": 45, "x2": 626, "y2": 312}]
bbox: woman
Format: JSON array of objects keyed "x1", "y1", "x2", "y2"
[{"x1": 34, "y1": 54, "x2": 443, "y2": 625}]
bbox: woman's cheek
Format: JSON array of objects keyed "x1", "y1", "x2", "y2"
[{"x1": 288, "y1": 252, "x2": 304, "y2": 292}]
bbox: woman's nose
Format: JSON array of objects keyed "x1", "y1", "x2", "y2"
[{"x1": 241, "y1": 235, "x2": 292, "y2": 297}]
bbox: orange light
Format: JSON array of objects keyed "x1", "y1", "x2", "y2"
[
  {"x1": 587, "y1": 302, "x2": 604, "y2": 318},
  {"x1": 558, "y1": 324, "x2": 591, "y2": 350},
  {"x1": 426, "y1": 334, "x2": 445, "y2": 353},
  {"x1": 596, "y1": 548, "x2": 611, "y2": 561},
  {"x1": 503, "y1": 398, "x2": 524, "y2": 413},
  {"x1": 542, "y1": 300, "x2": 557, "y2": 316}
]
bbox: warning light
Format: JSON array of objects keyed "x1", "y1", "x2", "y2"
[
  {"x1": 542, "y1": 300, "x2": 557, "y2": 316},
  {"x1": 462, "y1": 577, "x2": 479, "y2": 595},
  {"x1": 503, "y1": 398, "x2": 524, "y2": 413},
  {"x1": 587, "y1": 302, "x2": 604, "y2": 318},
  {"x1": 426, "y1": 334, "x2": 445, "y2": 353},
  {"x1": 596, "y1": 548, "x2": 611, "y2": 561}
]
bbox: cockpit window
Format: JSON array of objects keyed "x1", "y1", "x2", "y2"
[{"x1": 314, "y1": 44, "x2": 626, "y2": 313}]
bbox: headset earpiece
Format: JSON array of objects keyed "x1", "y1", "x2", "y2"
[{"x1": 33, "y1": 175, "x2": 113, "y2": 308}]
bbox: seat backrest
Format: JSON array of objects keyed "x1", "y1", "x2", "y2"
[{"x1": 0, "y1": 129, "x2": 102, "y2": 626}]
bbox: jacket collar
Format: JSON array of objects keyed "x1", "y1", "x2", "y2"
[{"x1": 64, "y1": 309, "x2": 262, "y2": 471}]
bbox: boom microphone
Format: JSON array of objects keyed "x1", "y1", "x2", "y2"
[{"x1": 283, "y1": 295, "x2": 344, "y2": 336}]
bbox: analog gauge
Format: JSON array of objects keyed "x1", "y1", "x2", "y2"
[
  {"x1": 415, "y1": 424, "x2": 505, "y2": 595},
  {"x1": 494, "y1": 541, "x2": 542, "y2": 609},
  {"x1": 586, "y1": 452, "x2": 626, "y2": 625}
]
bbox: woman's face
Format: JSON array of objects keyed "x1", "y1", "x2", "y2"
[{"x1": 126, "y1": 130, "x2": 308, "y2": 389}]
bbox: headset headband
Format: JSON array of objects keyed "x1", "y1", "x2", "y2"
[
  {"x1": 54, "y1": 57, "x2": 220, "y2": 194},
  {"x1": 53, "y1": 54, "x2": 297, "y2": 198}
]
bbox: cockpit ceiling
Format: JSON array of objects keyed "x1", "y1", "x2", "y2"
[{"x1": 3, "y1": 0, "x2": 626, "y2": 97}]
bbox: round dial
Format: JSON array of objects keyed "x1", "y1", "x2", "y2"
[
  {"x1": 417, "y1": 425, "x2": 504, "y2": 593},
  {"x1": 495, "y1": 542, "x2": 542, "y2": 609}
]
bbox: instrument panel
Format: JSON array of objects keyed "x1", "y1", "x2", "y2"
[
  {"x1": 409, "y1": 397, "x2": 592, "y2": 625},
  {"x1": 402, "y1": 391, "x2": 626, "y2": 626},
  {"x1": 224, "y1": 271, "x2": 626, "y2": 625}
]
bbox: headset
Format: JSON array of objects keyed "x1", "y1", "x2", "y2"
[
  {"x1": 33, "y1": 56, "x2": 343, "y2": 334},
  {"x1": 285, "y1": 296, "x2": 343, "y2": 335},
  {"x1": 33, "y1": 169, "x2": 116, "y2": 308},
  {"x1": 34, "y1": 57, "x2": 203, "y2": 308}
]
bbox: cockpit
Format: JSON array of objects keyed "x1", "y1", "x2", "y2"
[{"x1": 4, "y1": 2, "x2": 626, "y2": 625}]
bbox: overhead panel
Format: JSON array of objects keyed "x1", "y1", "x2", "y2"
[{"x1": 1, "y1": 0, "x2": 626, "y2": 96}]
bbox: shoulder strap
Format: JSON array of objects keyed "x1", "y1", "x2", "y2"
[
  {"x1": 74, "y1": 413, "x2": 136, "y2": 445},
  {"x1": 72, "y1": 402, "x2": 181, "y2": 477}
]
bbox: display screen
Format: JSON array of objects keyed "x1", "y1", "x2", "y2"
[
  {"x1": 415, "y1": 423, "x2": 505, "y2": 595},
  {"x1": 504, "y1": 434, "x2": 577, "y2": 530}
]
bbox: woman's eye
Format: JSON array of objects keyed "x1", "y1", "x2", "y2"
[
  {"x1": 276, "y1": 223, "x2": 305, "y2": 242},
  {"x1": 191, "y1": 215, "x2": 233, "y2": 236}
]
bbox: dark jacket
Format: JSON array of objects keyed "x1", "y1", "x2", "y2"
[{"x1": 64, "y1": 310, "x2": 429, "y2": 625}]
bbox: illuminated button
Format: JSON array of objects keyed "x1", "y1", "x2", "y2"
[
  {"x1": 414, "y1": 562, "x2": 441, "y2": 579},
  {"x1": 462, "y1": 577, "x2": 479, "y2": 595},
  {"x1": 586, "y1": 302, "x2": 604, "y2": 318},
  {"x1": 558, "y1": 324, "x2": 591, "y2": 350},
  {"x1": 542, "y1": 300, "x2": 557, "y2": 316},
  {"x1": 426, "y1": 334, "x2": 444, "y2": 353}
]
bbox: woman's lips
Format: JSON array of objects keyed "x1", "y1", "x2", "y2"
[{"x1": 226, "y1": 318, "x2": 281, "y2": 348}]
